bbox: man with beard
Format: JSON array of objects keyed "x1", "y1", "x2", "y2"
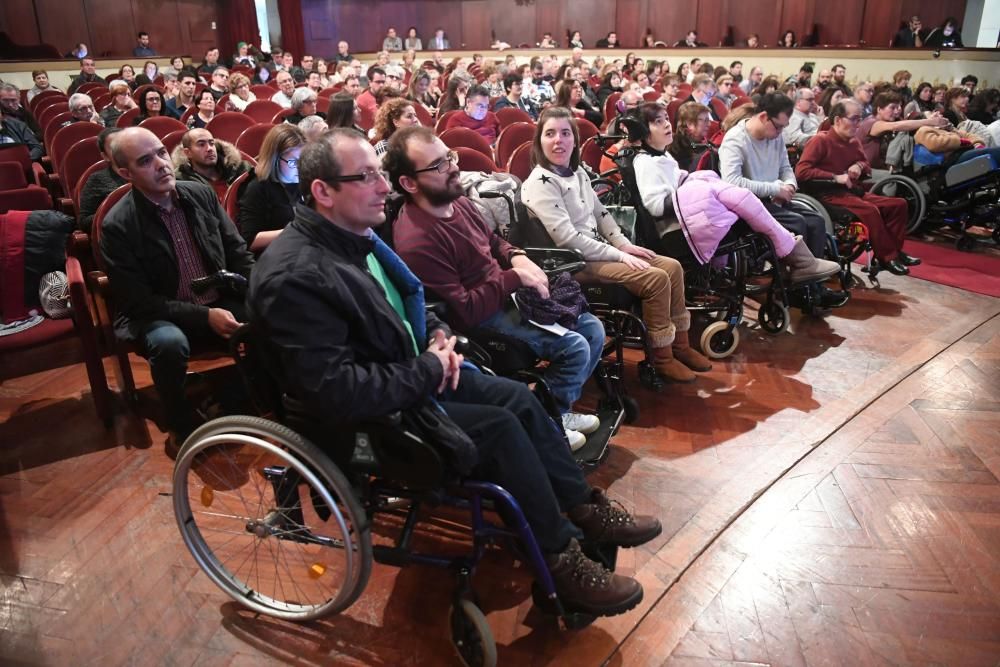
[
  {"x1": 172, "y1": 128, "x2": 253, "y2": 201},
  {"x1": 442, "y1": 84, "x2": 501, "y2": 145},
  {"x1": 100, "y1": 127, "x2": 254, "y2": 450},
  {"x1": 385, "y1": 126, "x2": 607, "y2": 450},
  {"x1": 832, "y1": 64, "x2": 852, "y2": 96}
]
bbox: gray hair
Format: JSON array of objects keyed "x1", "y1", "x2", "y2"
[
  {"x1": 794, "y1": 87, "x2": 813, "y2": 102},
  {"x1": 290, "y1": 86, "x2": 318, "y2": 110},
  {"x1": 0, "y1": 82, "x2": 20, "y2": 95},
  {"x1": 297, "y1": 114, "x2": 328, "y2": 136},
  {"x1": 68, "y1": 93, "x2": 94, "y2": 111},
  {"x1": 163, "y1": 72, "x2": 178, "y2": 83}
]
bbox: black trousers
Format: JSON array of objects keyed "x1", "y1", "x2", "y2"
[
  {"x1": 764, "y1": 200, "x2": 828, "y2": 257},
  {"x1": 440, "y1": 369, "x2": 591, "y2": 553}
]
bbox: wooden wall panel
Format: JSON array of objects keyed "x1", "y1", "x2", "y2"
[
  {"x1": 130, "y1": 0, "x2": 185, "y2": 57},
  {"x1": 813, "y1": 0, "x2": 866, "y2": 46},
  {"x1": 0, "y1": 0, "x2": 42, "y2": 45},
  {"x1": 84, "y1": 0, "x2": 137, "y2": 58},
  {"x1": 696, "y1": 0, "x2": 725, "y2": 47},
  {"x1": 646, "y1": 1, "x2": 692, "y2": 49},
  {"x1": 34, "y1": 0, "x2": 88, "y2": 56},
  {"x1": 726, "y1": 0, "x2": 789, "y2": 48},
  {"x1": 535, "y1": 0, "x2": 563, "y2": 45},
  {"x1": 615, "y1": 0, "x2": 645, "y2": 49},
  {"x1": 421, "y1": 2, "x2": 464, "y2": 51},
  {"x1": 862, "y1": 0, "x2": 904, "y2": 46},
  {"x1": 900, "y1": 0, "x2": 967, "y2": 32},
  {"x1": 489, "y1": 0, "x2": 535, "y2": 49},
  {"x1": 779, "y1": 0, "x2": 814, "y2": 47}
]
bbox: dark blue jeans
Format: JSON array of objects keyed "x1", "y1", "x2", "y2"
[
  {"x1": 440, "y1": 369, "x2": 591, "y2": 553},
  {"x1": 477, "y1": 309, "x2": 605, "y2": 414}
]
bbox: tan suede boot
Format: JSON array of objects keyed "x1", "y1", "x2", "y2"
[
  {"x1": 653, "y1": 346, "x2": 697, "y2": 383},
  {"x1": 672, "y1": 330, "x2": 712, "y2": 372}
]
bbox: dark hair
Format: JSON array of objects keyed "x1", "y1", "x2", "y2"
[
  {"x1": 781, "y1": 30, "x2": 797, "y2": 47},
  {"x1": 531, "y1": 106, "x2": 580, "y2": 171},
  {"x1": 752, "y1": 76, "x2": 780, "y2": 97},
  {"x1": 961, "y1": 75, "x2": 979, "y2": 87},
  {"x1": 913, "y1": 81, "x2": 934, "y2": 109},
  {"x1": 367, "y1": 67, "x2": 386, "y2": 82},
  {"x1": 138, "y1": 31, "x2": 149, "y2": 39},
  {"x1": 383, "y1": 125, "x2": 436, "y2": 199},
  {"x1": 730, "y1": 60, "x2": 742, "y2": 68},
  {"x1": 137, "y1": 89, "x2": 166, "y2": 119},
  {"x1": 755, "y1": 92, "x2": 794, "y2": 118},
  {"x1": 502, "y1": 72, "x2": 521, "y2": 93},
  {"x1": 969, "y1": 88, "x2": 1000, "y2": 116},
  {"x1": 818, "y1": 86, "x2": 846, "y2": 116},
  {"x1": 466, "y1": 84, "x2": 489, "y2": 100},
  {"x1": 828, "y1": 100, "x2": 859, "y2": 124},
  {"x1": 97, "y1": 127, "x2": 122, "y2": 155},
  {"x1": 298, "y1": 127, "x2": 365, "y2": 201},
  {"x1": 554, "y1": 79, "x2": 580, "y2": 108},
  {"x1": 327, "y1": 92, "x2": 357, "y2": 128},
  {"x1": 195, "y1": 89, "x2": 215, "y2": 105},
  {"x1": 799, "y1": 64, "x2": 813, "y2": 74},
  {"x1": 873, "y1": 91, "x2": 903, "y2": 110}
]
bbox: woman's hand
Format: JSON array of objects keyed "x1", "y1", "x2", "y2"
[
  {"x1": 621, "y1": 243, "x2": 656, "y2": 259},
  {"x1": 619, "y1": 252, "x2": 650, "y2": 271}
]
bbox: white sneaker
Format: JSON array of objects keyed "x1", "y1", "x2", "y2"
[
  {"x1": 562, "y1": 412, "x2": 600, "y2": 435},
  {"x1": 565, "y1": 429, "x2": 587, "y2": 452}
]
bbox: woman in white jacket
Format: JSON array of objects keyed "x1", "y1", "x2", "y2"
[{"x1": 521, "y1": 107, "x2": 712, "y2": 383}]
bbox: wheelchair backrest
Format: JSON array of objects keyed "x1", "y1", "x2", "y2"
[{"x1": 612, "y1": 146, "x2": 678, "y2": 250}]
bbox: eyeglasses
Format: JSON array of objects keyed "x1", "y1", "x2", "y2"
[
  {"x1": 326, "y1": 168, "x2": 390, "y2": 185},
  {"x1": 413, "y1": 150, "x2": 459, "y2": 175},
  {"x1": 843, "y1": 115, "x2": 862, "y2": 123},
  {"x1": 280, "y1": 157, "x2": 299, "y2": 168},
  {"x1": 767, "y1": 117, "x2": 789, "y2": 131}
]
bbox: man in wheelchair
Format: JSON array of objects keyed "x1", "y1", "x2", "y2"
[
  {"x1": 384, "y1": 126, "x2": 606, "y2": 450},
  {"x1": 246, "y1": 128, "x2": 661, "y2": 617}
]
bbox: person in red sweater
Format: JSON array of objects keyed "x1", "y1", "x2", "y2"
[
  {"x1": 444, "y1": 84, "x2": 501, "y2": 145},
  {"x1": 794, "y1": 99, "x2": 919, "y2": 275},
  {"x1": 356, "y1": 67, "x2": 387, "y2": 118},
  {"x1": 385, "y1": 126, "x2": 606, "y2": 450}
]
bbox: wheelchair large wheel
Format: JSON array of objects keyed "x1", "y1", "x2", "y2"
[
  {"x1": 700, "y1": 321, "x2": 740, "y2": 359},
  {"x1": 450, "y1": 599, "x2": 497, "y2": 667},
  {"x1": 173, "y1": 415, "x2": 372, "y2": 621},
  {"x1": 870, "y1": 174, "x2": 926, "y2": 235},
  {"x1": 791, "y1": 193, "x2": 834, "y2": 235}
]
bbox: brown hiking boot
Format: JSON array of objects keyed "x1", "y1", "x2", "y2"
[
  {"x1": 672, "y1": 331, "x2": 712, "y2": 372},
  {"x1": 545, "y1": 538, "x2": 643, "y2": 616},
  {"x1": 653, "y1": 346, "x2": 696, "y2": 383},
  {"x1": 568, "y1": 489, "x2": 663, "y2": 547}
]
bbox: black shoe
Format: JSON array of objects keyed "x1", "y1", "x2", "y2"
[
  {"x1": 882, "y1": 259, "x2": 910, "y2": 276},
  {"x1": 817, "y1": 284, "x2": 850, "y2": 308},
  {"x1": 897, "y1": 251, "x2": 922, "y2": 266}
]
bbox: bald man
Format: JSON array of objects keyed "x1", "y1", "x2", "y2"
[{"x1": 99, "y1": 128, "x2": 254, "y2": 449}]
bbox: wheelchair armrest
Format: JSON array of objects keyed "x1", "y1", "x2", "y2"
[
  {"x1": 523, "y1": 247, "x2": 587, "y2": 276},
  {"x1": 191, "y1": 270, "x2": 248, "y2": 297}
]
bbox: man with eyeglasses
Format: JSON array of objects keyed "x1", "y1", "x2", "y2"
[
  {"x1": 493, "y1": 73, "x2": 539, "y2": 120},
  {"x1": 784, "y1": 87, "x2": 822, "y2": 148},
  {"x1": 99, "y1": 128, "x2": 254, "y2": 452},
  {"x1": 271, "y1": 71, "x2": 296, "y2": 109},
  {"x1": 852, "y1": 82, "x2": 875, "y2": 120},
  {"x1": 720, "y1": 93, "x2": 850, "y2": 310},
  {"x1": 356, "y1": 67, "x2": 386, "y2": 118},
  {"x1": 386, "y1": 125, "x2": 607, "y2": 449},
  {"x1": 248, "y1": 128, "x2": 660, "y2": 618},
  {"x1": 207, "y1": 67, "x2": 229, "y2": 102},
  {"x1": 795, "y1": 100, "x2": 916, "y2": 276},
  {"x1": 443, "y1": 84, "x2": 501, "y2": 145}
]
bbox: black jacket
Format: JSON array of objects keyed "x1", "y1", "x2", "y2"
[
  {"x1": 247, "y1": 204, "x2": 450, "y2": 422},
  {"x1": 171, "y1": 138, "x2": 252, "y2": 189},
  {"x1": 0, "y1": 117, "x2": 44, "y2": 161},
  {"x1": 237, "y1": 177, "x2": 302, "y2": 247},
  {"x1": 78, "y1": 165, "x2": 126, "y2": 234},
  {"x1": 99, "y1": 181, "x2": 254, "y2": 341},
  {"x1": 68, "y1": 73, "x2": 101, "y2": 95}
]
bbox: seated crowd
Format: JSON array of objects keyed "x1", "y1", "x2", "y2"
[{"x1": 2, "y1": 25, "x2": 998, "y2": 623}]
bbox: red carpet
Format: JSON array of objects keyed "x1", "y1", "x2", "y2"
[{"x1": 898, "y1": 239, "x2": 1000, "y2": 298}]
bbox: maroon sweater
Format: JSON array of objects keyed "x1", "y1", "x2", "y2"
[
  {"x1": 394, "y1": 197, "x2": 523, "y2": 330},
  {"x1": 794, "y1": 129, "x2": 872, "y2": 184},
  {"x1": 444, "y1": 111, "x2": 501, "y2": 145}
]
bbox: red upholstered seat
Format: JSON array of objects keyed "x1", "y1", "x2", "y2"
[
  {"x1": 454, "y1": 146, "x2": 496, "y2": 172},
  {"x1": 115, "y1": 108, "x2": 141, "y2": 128},
  {"x1": 496, "y1": 107, "x2": 533, "y2": 129},
  {"x1": 244, "y1": 99, "x2": 283, "y2": 123},
  {"x1": 0, "y1": 317, "x2": 75, "y2": 353},
  {"x1": 0, "y1": 162, "x2": 28, "y2": 190},
  {"x1": 576, "y1": 118, "x2": 599, "y2": 143},
  {"x1": 495, "y1": 122, "x2": 535, "y2": 171},
  {"x1": 579, "y1": 137, "x2": 604, "y2": 173},
  {"x1": 73, "y1": 159, "x2": 108, "y2": 213},
  {"x1": 0, "y1": 186, "x2": 53, "y2": 214},
  {"x1": 434, "y1": 110, "x2": 460, "y2": 135},
  {"x1": 235, "y1": 123, "x2": 274, "y2": 158},
  {"x1": 206, "y1": 112, "x2": 256, "y2": 144},
  {"x1": 0, "y1": 145, "x2": 46, "y2": 188},
  {"x1": 506, "y1": 142, "x2": 533, "y2": 181},
  {"x1": 439, "y1": 127, "x2": 493, "y2": 161},
  {"x1": 139, "y1": 116, "x2": 187, "y2": 138},
  {"x1": 58, "y1": 137, "x2": 102, "y2": 212}
]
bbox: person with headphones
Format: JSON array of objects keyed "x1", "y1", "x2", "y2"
[{"x1": 625, "y1": 102, "x2": 841, "y2": 285}]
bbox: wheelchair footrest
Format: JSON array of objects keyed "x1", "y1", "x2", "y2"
[{"x1": 572, "y1": 404, "x2": 623, "y2": 468}]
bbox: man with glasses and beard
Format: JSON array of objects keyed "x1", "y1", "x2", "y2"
[{"x1": 385, "y1": 126, "x2": 607, "y2": 450}]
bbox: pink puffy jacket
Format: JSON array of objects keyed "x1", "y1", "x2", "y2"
[{"x1": 670, "y1": 170, "x2": 779, "y2": 264}]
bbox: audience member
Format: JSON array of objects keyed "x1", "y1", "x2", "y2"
[
  {"x1": 967, "y1": 89, "x2": 1000, "y2": 125},
  {"x1": 729, "y1": 61, "x2": 743, "y2": 84},
  {"x1": 438, "y1": 76, "x2": 470, "y2": 116},
  {"x1": 357, "y1": 67, "x2": 386, "y2": 117},
  {"x1": 904, "y1": 82, "x2": 936, "y2": 117},
  {"x1": 794, "y1": 100, "x2": 916, "y2": 275},
  {"x1": 405, "y1": 27, "x2": 422, "y2": 51},
  {"x1": 77, "y1": 127, "x2": 125, "y2": 233},
  {"x1": 674, "y1": 30, "x2": 706, "y2": 47},
  {"x1": 233, "y1": 41, "x2": 256, "y2": 67},
  {"x1": 207, "y1": 67, "x2": 229, "y2": 101},
  {"x1": 327, "y1": 92, "x2": 363, "y2": 131},
  {"x1": 68, "y1": 58, "x2": 100, "y2": 95},
  {"x1": 99, "y1": 127, "x2": 254, "y2": 448},
  {"x1": 596, "y1": 71, "x2": 624, "y2": 109},
  {"x1": 596, "y1": 32, "x2": 620, "y2": 48},
  {"x1": 372, "y1": 98, "x2": 420, "y2": 156},
  {"x1": 136, "y1": 61, "x2": 159, "y2": 86},
  {"x1": 853, "y1": 82, "x2": 875, "y2": 119},
  {"x1": 819, "y1": 86, "x2": 846, "y2": 117},
  {"x1": 65, "y1": 43, "x2": 88, "y2": 59},
  {"x1": 172, "y1": 128, "x2": 252, "y2": 200},
  {"x1": 430, "y1": 28, "x2": 450, "y2": 50},
  {"x1": 858, "y1": 92, "x2": 947, "y2": 169},
  {"x1": 387, "y1": 125, "x2": 606, "y2": 448},
  {"x1": 925, "y1": 17, "x2": 963, "y2": 48},
  {"x1": 237, "y1": 124, "x2": 306, "y2": 252},
  {"x1": 64, "y1": 93, "x2": 102, "y2": 126},
  {"x1": 383, "y1": 27, "x2": 403, "y2": 52},
  {"x1": 297, "y1": 115, "x2": 328, "y2": 142},
  {"x1": 198, "y1": 47, "x2": 222, "y2": 79},
  {"x1": 779, "y1": 30, "x2": 798, "y2": 48},
  {"x1": 715, "y1": 75, "x2": 736, "y2": 108},
  {"x1": 554, "y1": 79, "x2": 602, "y2": 126},
  {"x1": 444, "y1": 84, "x2": 500, "y2": 145},
  {"x1": 493, "y1": 73, "x2": 539, "y2": 120},
  {"x1": 0, "y1": 115, "x2": 43, "y2": 161},
  {"x1": 166, "y1": 73, "x2": 198, "y2": 118},
  {"x1": 668, "y1": 102, "x2": 712, "y2": 170},
  {"x1": 118, "y1": 64, "x2": 138, "y2": 91},
  {"x1": 100, "y1": 82, "x2": 138, "y2": 128},
  {"x1": 739, "y1": 66, "x2": 763, "y2": 96},
  {"x1": 891, "y1": 70, "x2": 913, "y2": 104},
  {"x1": 814, "y1": 69, "x2": 833, "y2": 93},
  {"x1": 893, "y1": 16, "x2": 925, "y2": 48},
  {"x1": 334, "y1": 41, "x2": 353, "y2": 63},
  {"x1": 784, "y1": 87, "x2": 821, "y2": 147},
  {"x1": 0, "y1": 84, "x2": 42, "y2": 136},
  {"x1": 832, "y1": 64, "x2": 852, "y2": 96},
  {"x1": 407, "y1": 70, "x2": 439, "y2": 112},
  {"x1": 271, "y1": 71, "x2": 296, "y2": 108},
  {"x1": 134, "y1": 88, "x2": 172, "y2": 123},
  {"x1": 746, "y1": 34, "x2": 760, "y2": 48},
  {"x1": 187, "y1": 90, "x2": 217, "y2": 129},
  {"x1": 227, "y1": 73, "x2": 256, "y2": 111},
  {"x1": 27, "y1": 70, "x2": 62, "y2": 104},
  {"x1": 286, "y1": 87, "x2": 324, "y2": 125},
  {"x1": 961, "y1": 75, "x2": 979, "y2": 95},
  {"x1": 133, "y1": 31, "x2": 156, "y2": 57},
  {"x1": 568, "y1": 30, "x2": 584, "y2": 49}
]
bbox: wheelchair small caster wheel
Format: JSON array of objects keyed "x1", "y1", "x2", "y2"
[
  {"x1": 700, "y1": 321, "x2": 739, "y2": 359},
  {"x1": 450, "y1": 599, "x2": 496, "y2": 667},
  {"x1": 757, "y1": 300, "x2": 790, "y2": 335},
  {"x1": 956, "y1": 235, "x2": 976, "y2": 252},
  {"x1": 622, "y1": 396, "x2": 640, "y2": 424}
]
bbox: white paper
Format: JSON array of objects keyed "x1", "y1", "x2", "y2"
[{"x1": 511, "y1": 293, "x2": 569, "y2": 336}]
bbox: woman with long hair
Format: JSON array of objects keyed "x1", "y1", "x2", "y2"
[
  {"x1": 554, "y1": 79, "x2": 603, "y2": 125},
  {"x1": 438, "y1": 76, "x2": 470, "y2": 115},
  {"x1": 407, "y1": 69, "x2": 439, "y2": 112},
  {"x1": 237, "y1": 124, "x2": 307, "y2": 252},
  {"x1": 567, "y1": 30, "x2": 584, "y2": 48},
  {"x1": 136, "y1": 61, "x2": 158, "y2": 86},
  {"x1": 326, "y1": 92, "x2": 364, "y2": 132},
  {"x1": 667, "y1": 102, "x2": 711, "y2": 170},
  {"x1": 904, "y1": 82, "x2": 936, "y2": 117},
  {"x1": 134, "y1": 88, "x2": 169, "y2": 123},
  {"x1": 404, "y1": 26, "x2": 422, "y2": 51},
  {"x1": 779, "y1": 30, "x2": 797, "y2": 48},
  {"x1": 818, "y1": 86, "x2": 846, "y2": 117},
  {"x1": 187, "y1": 89, "x2": 216, "y2": 128},
  {"x1": 119, "y1": 64, "x2": 138, "y2": 90},
  {"x1": 520, "y1": 107, "x2": 710, "y2": 383}
]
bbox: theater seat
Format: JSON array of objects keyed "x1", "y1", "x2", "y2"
[
  {"x1": 0, "y1": 162, "x2": 28, "y2": 190},
  {"x1": 495, "y1": 122, "x2": 535, "y2": 171},
  {"x1": 454, "y1": 146, "x2": 496, "y2": 172},
  {"x1": 235, "y1": 123, "x2": 273, "y2": 158},
  {"x1": 206, "y1": 112, "x2": 256, "y2": 144},
  {"x1": 496, "y1": 107, "x2": 533, "y2": 129},
  {"x1": 439, "y1": 127, "x2": 493, "y2": 161},
  {"x1": 139, "y1": 116, "x2": 187, "y2": 138},
  {"x1": 244, "y1": 100, "x2": 283, "y2": 124},
  {"x1": 506, "y1": 142, "x2": 533, "y2": 181},
  {"x1": 0, "y1": 186, "x2": 52, "y2": 214}
]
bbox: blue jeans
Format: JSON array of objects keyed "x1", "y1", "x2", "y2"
[{"x1": 478, "y1": 308, "x2": 604, "y2": 414}]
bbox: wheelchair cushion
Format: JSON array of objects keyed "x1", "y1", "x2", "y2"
[{"x1": 914, "y1": 144, "x2": 945, "y2": 166}]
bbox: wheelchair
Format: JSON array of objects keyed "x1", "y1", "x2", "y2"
[
  {"x1": 172, "y1": 324, "x2": 622, "y2": 667},
  {"x1": 380, "y1": 193, "x2": 636, "y2": 466}
]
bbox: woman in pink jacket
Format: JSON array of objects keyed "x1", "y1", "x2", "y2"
[{"x1": 630, "y1": 102, "x2": 839, "y2": 284}]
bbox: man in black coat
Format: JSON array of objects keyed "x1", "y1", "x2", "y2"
[
  {"x1": 0, "y1": 115, "x2": 44, "y2": 161},
  {"x1": 247, "y1": 128, "x2": 662, "y2": 618},
  {"x1": 100, "y1": 127, "x2": 254, "y2": 445}
]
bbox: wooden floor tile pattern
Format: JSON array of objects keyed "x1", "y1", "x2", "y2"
[{"x1": 1, "y1": 271, "x2": 999, "y2": 665}]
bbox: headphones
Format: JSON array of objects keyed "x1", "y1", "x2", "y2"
[{"x1": 614, "y1": 112, "x2": 649, "y2": 143}]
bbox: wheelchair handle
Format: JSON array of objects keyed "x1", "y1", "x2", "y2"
[{"x1": 191, "y1": 270, "x2": 249, "y2": 297}]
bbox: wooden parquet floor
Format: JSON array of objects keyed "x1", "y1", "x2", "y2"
[{"x1": 1, "y1": 269, "x2": 999, "y2": 666}]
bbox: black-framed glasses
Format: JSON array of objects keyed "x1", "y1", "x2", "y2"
[
  {"x1": 326, "y1": 168, "x2": 389, "y2": 185},
  {"x1": 413, "y1": 150, "x2": 458, "y2": 175},
  {"x1": 280, "y1": 157, "x2": 299, "y2": 168}
]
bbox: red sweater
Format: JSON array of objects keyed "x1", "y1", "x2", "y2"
[
  {"x1": 794, "y1": 130, "x2": 872, "y2": 184},
  {"x1": 394, "y1": 197, "x2": 523, "y2": 330},
  {"x1": 444, "y1": 111, "x2": 501, "y2": 145}
]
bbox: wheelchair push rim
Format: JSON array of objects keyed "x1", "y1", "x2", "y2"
[{"x1": 172, "y1": 415, "x2": 372, "y2": 621}]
